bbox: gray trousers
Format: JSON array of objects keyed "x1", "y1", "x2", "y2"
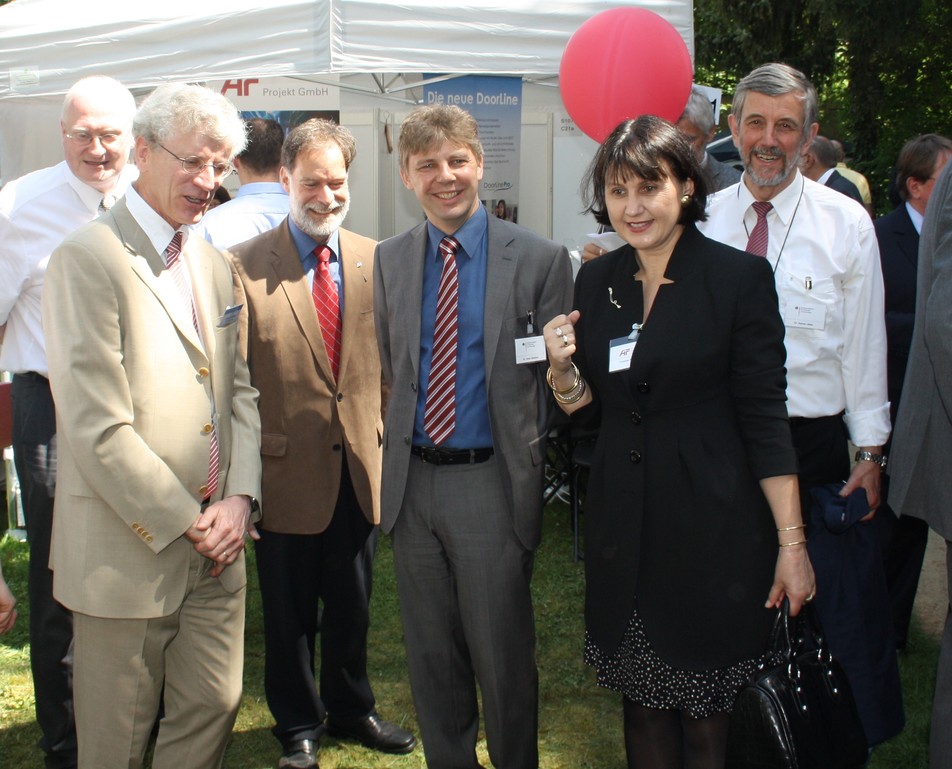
[{"x1": 392, "y1": 456, "x2": 539, "y2": 769}]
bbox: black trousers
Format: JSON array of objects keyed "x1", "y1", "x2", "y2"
[
  {"x1": 12, "y1": 372, "x2": 76, "y2": 769},
  {"x1": 789, "y1": 413, "x2": 852, "y2": 511},
  {"x1": 254, "y1": 457, "x2": 377, "y2": 747}
]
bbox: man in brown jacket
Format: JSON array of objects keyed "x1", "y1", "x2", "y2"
[{"x1": 231, "y1": 119, "x2": 415, "y2": 769}]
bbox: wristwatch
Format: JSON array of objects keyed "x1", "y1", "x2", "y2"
[
  {"x1": 854, "y1": 450, "x2": 887, "y2": 470},
  {"x1": 245, "y1": 495, "x2": 260, "y2": 515}
]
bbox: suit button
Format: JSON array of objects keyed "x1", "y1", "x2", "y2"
[
  {"x1": 332, "y1": 444, "x2": 342, "y2": 452},
  {"x1": 629, "y1": 450, "x2": 642, "y2": 464},
  {"x1": 145, "y1": 535, "x2": 154, "y2": 544},
  {"x1": 631, "y1": 411, "x2": 642, "y2": 425},
  {"x1": 636, "y1": 382, "x2": 650, "y2": 393},
  {"x1": 199, "y1": 484, "x2": 210, "y2": 496},
  {"x1": 336, "y1": 393, "x2": 344, "y2": 402},
  {"x1": 410, "y1": 382, "x2": 418, "y2": 392},
  {"x1": 404, "y1": 435, "x2": 411, "y2": 445},
  {"x1": 198, "y1": 367, "x2": 210, "y2": 378},
  {"x1": 202, "y1": 423, "x2": 213, "y2": 435}
]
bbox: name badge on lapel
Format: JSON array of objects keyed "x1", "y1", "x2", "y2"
[
  {"x1": 514, "y1": 309, "x2": 547, "y2": 365},
  {"x1": 608, "y1": 323, "x2": 642, "y2": 373}
]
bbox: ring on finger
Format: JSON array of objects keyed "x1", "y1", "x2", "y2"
[
  {"x1": 555, "y1": 327, "x2": 564, "y2": 337},
  {"x1": 805, "y1": 592, "x2": 815, "y2": 603},
  {"x1": 562, "y1": 337, "x2": 569, "y2": 347}
]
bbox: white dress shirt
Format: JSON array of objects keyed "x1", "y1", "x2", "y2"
[
  {"x1": 700, "y1": 171, "x2": 890, "y2": 447},
  {"x1": 0, "y1": 161, "x2": 137, "y2": 375},
  {"x1": 191, "y1": 181, "x2": 290, "y2": 249}
]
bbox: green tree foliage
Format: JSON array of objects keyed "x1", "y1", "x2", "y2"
[{"x1": 695, "y1": 0, "x2": 952, "y2": 213}]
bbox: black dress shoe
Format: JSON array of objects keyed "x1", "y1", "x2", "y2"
[
  {"x1": 278, "y1": 738, "x2": 319, "y2": 769},
  {"x1": 326, "y1": 712, "x2": 417, "y2": 755}
]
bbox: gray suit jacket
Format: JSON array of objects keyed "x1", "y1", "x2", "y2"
[
  {"x1": 888, "y1": 162, "x2": 952, "y2": 538},
  {"x1": 42, "y1": 198, "x2": 262, "y2": 618},
  {"x1": 374, "y1": 213, "x2": 573, "y2": 549}
]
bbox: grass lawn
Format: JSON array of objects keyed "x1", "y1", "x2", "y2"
[{"x1": 0, "y1": 502, "x2": 938, "y2": 768}]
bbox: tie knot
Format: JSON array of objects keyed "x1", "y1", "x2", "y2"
[
  {"x1": 314, "y1": 245, "x2": 332, "y2": 265},
  {"x1": 752, "y1": 201, "x2": 773, "y2": 220},
  {"x1": 439, "y1": 236, "x2": 460, "y2": 261},
  {"x1": 167, "y1": 231, "x2": 183, "y2": 263}
]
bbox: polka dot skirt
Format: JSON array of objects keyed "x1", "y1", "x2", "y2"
[{"x1": 584, "y1": 603, "x2": 765, "y2": 718}]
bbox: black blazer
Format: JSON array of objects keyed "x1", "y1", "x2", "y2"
[
  {"x1": 825, "y1": 169, "x2": 865, "y2": 206},
  {"x1": 875, "y1": 204, "x2": 919, "y2": 424},
  {"x1": 573, "y1": 224, "x2": 797, "y2": 670}
]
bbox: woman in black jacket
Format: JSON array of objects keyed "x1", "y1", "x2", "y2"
[{"x1": 544, "y1": 115, "x2": 815, "y2": 769}]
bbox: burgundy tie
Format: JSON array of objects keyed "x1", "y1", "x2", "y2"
[
  {"x1": 423, "y1": 236, "x2": 460, "y2": 445},
  {"x1": 745, "y1": 201, "x2": 773, "y2": 257},
  {"x1": 311, "y1": 245, "x2": 342, "y2": 381},
  {"x1": 166, "y1": 232, "x2": 219, "y2": 499}
]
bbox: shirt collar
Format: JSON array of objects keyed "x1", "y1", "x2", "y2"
[
  {"x1": 64, "y1": 163, "x2": 137, "y2": 215},
  {"x1": 126, "y1": 184, "x2": 187, "y2": 261},
  {"x1": 289, "y1": 217, "x2": 341, "y2": 267},
  {"x1": 425, "y1": 203, "x2": 488, "y2": 259},
  {"x1": 738, "y1": 169, "x2": 805, "y2": 227},
  {"x1": 235, "y1": 181, "x2": 287, "y2": 198},
  {"x1": 905, "y1": 200, "x2": 925, "y2": 234},
  {"x1": 817, "y1": 168, "x2": 835, "y2": 186}
]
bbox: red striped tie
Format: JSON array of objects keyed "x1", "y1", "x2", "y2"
[
  {"x1": 312, "y1": 245, "x2": 342, "y2": 381},
  {"x1": 423, "y1": 236, "x2": 460, "y2": 445},
  {"x1": 166, "y1": 232, "x2": 219, "y2": 499},
  {"x1": 745, "y1": 201, "x2": 773, "y2": 257}
]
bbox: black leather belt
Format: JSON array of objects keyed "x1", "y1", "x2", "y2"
[
  {"x1": 411, "y1": 446, "x2": 494, "y2": 465},
  {"x1": 14, "y1": 371, "x2": 49, "y2": 383}
]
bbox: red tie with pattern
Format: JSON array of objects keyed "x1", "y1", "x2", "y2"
[
  {"x1": 166, "y1": 232, "x2": 219, "y2": 499},
  {"x1": 423, "y1": 236, "x2": 460, "y2": 445},
  {"x1": 745, "y1": 201, "x2": 773, "y2": 257},
  {"x1": 312, "y1": 245, "x2": 342, "y2": 381}
]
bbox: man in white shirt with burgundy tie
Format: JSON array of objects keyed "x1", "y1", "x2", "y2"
[
  {"x1": 700, "y1": 63, "x2": 907, "y2": 749},
  {"x1": 700, "y1": 62, "x2": 889, "y2": 510}
]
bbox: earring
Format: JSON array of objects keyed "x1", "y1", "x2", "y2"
[{"x1": 680, "y1": 194, "x2": 691, "y2": 206}]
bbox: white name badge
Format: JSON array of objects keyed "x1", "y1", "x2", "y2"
[
  {"x1": 783, "y1": 300, "x2": 826, "y2": 330},
  {"x1": 515, "y1": 335, "x2": 547, "y2": 364},
  {"x1": 609, "y1": 337, "x2": 636, "y2": 372}
]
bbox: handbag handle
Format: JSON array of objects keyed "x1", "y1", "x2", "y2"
[{"x1": 766, "y1": 598, "x2": 847, "y2": 702}]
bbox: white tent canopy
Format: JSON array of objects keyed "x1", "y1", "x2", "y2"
[
  {"x1": 0, "y1": 0, "x2": 694, "y2": 242},
  {"x1": 0, "y1": 0, "x2": 694, "y2": 99}
]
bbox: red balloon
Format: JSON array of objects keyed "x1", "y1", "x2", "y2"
[{"x1": 560, "y1": 8, "x2": 694, "y2": 143}]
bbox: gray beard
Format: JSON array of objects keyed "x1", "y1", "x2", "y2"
[{"x1": 294, "y1": 198, "x2": 349, "y2": 241}]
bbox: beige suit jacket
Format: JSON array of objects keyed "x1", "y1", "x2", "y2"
[
  {"x1": 230, "y1": 221, "x2": 382, "y2": 534},
  {"x1": 42, "y1": 199, "x2": 262, "y2": 619}
]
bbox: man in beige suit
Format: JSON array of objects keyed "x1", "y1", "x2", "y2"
[
  {"x1": 231, "y1": 119, "x2": 414, "y2": 769},
  {"x1": 42, "y1": 83, "x2": 262, "y2": 769}
]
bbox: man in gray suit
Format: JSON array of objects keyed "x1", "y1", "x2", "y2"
[
  {"x1": 374, "y1": 104, "x2": 573, "y2": 769},
  {"x1": 889, "y1": 159, "x2": 952, "y2": 769}
]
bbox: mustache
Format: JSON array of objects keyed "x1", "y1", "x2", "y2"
[{"x1": 305, "y1": 203, "x2": 344, "y2": 214}]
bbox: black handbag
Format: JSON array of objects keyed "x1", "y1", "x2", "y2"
[{"x1": 725, "y1": 599, "x2": 868, "y2": 769}]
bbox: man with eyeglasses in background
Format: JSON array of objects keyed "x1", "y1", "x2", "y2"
[
  {"x1": 0, "y1": 75, "x2": 137, "y2": 769},
  {"x1": 41, "y1": 82, "x2": 261, "y2": 769}
]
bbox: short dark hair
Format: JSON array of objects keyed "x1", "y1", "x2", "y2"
[
  {"x1": 896, "y1": 133, "x2": 952, "y2": 201},
  {"x1": 237, "y1": 118, "x2": 285, "y2": 174},
  {"x1": 281, "y1": 119, "x2": 357, "y2": 173},
  {"x1": 582, "y1": 115, "x2": 709, "y2": 227}
]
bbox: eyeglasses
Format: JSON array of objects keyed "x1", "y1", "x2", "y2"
[
  {"x1": 65, "y1": 130, "x2": 124, "y2": 148},
  {"x1": 157, "y1": 143, "x2": 234, "y2": 179}
]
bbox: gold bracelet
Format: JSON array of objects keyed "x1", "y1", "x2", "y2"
[
  {"x1": 778, "y1": 539, "x2": 808, "y2": 548},
  {"x1": 553, "y1": 377, "x2": 587, "y2": 405},
  {"x1": 547, "y1": 363, "x2": 580, "y2": 395},
  {"x1": 777, "y1": 524, "x2": 806, "y2": 532}
]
